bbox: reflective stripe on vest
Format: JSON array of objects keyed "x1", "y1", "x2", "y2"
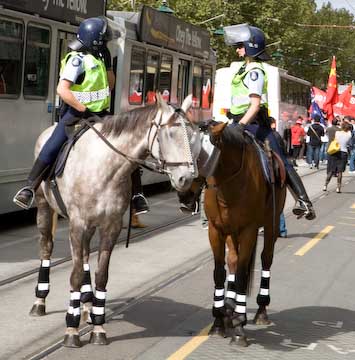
[
  {"x1": 230, "y1": 62, "x2": 268, "y2": 115},
  {"x1": 60, "y1": 51, "x2": 110, "y2": 112}
]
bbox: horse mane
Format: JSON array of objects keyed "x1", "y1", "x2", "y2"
[{"x1": 100, "y1": 104, "x2": 159, "y2": 138}]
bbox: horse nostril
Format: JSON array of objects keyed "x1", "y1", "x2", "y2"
[{"x1": 178, "y1": 176, "x2": 186, "y2": 188}]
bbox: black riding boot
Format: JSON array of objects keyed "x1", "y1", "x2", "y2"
[
  {"x1": 131, "y1": 168, "x2": 149, "y2": 215},
  {"x1": 13, "y1": 158, "x2": 50, "y2": 210},
  {"x1": 287, "y1": 166, "x2": 316, "y2": 220}
]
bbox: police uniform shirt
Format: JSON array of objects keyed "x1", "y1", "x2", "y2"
[
  {"x1": 244, "y1": 67, "x2": 265, "y2": 98},
  {"x1": 60, "y1": 54, "x2": 85, "y2": 83}
]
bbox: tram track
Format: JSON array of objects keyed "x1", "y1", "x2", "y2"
[{"x1": 0, "y1": 212, "x2": 194, "y2": 289}]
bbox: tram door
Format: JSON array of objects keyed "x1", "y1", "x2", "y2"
[
  {"x1": 177, "y1": 59, "x2": 190, "y2": 105},
  {"x1": 54, "y1": 31, "x2": 75, "y2": 122}
]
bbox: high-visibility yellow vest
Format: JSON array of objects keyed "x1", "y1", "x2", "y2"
[
  {"x1": 230, "y1": 61, "x2": 268, "y2": 115},
  {"x1": 60, "y1": 51, "x2": 110, "y2": 112}
]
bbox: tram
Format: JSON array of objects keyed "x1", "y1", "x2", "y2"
[
  {"x1": 213, "y1": 62, "x2": 311, "y2": 136},
  {"x1": 0, "y1": 2, "x2": 216, "y2": 214}
]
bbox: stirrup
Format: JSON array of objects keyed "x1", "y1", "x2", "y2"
[
  {"x1": 132, "y1": 194, "x2": 149, "y2": 215},
  {"x1": 292, "y1": 199, "x2": 315, "y2": 220},
  {"x1": 179, "y1": 200, "x2": 199, "y2": 215},
  {"x1": 13, "y1": 187, "x2": 35, "y2": 210}
]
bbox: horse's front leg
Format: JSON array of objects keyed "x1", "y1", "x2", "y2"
[
  {"x1": 254, "y1": 221, "x2": 278, "y2": 325},
  {"x1": 230, "y1": 227, "x2": 258, "y2": 347},
  {"x1": 63, "y1": 223, "x2": 87, "y2": 348},
  {"x1": 30, "y1": 190, "x2": 55, "y2": 317},
  {"x1": 80, "y1": 228, "x2": 96, "y2": 323},
  {"x1": 89, "y1": 219, "x2": 121, "y2": 345},
  {"x1": 208, "y1": 223, "x2": 227, "y2": 337}
]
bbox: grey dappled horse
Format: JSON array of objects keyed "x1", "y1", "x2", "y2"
[{"x1": 29, "y1": 94, "x2": 200, "y2": 347}]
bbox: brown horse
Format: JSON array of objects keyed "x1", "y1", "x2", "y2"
[{"x1": 204, "y1": 123, "x2": 287, "y2": 346}]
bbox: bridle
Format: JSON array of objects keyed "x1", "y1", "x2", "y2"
[{"x1": 83, "y1": 106, "x2": 197, "y2": 176}]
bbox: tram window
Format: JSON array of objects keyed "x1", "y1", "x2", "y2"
[
  {"x1": 0, "y1": 18, "x2": 23, "y2": 97},
  {"x1": 24, "y1": 24, "x2": 50, "y2": 99},
  {"x1": 192, "y1": 64, "x2": 202, "y2": 108},
  {"x1": 202, "y1": 65, "x2": 212, "y2": 109},
  {"x1": 145, "y1": 51, "x2": 159, "y2": 104},
  {"x1": 159, "y1": 54, "x2": 172, "y2": 102},
  {"x1": 129, "y1": 47, "x2": 145, "y2": 105}
]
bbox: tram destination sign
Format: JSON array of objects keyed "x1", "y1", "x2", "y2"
[
  {"x1": 0, "y1": 0, "x2": 105, "y2": 25},
  {"x1": 139, "y1": 6, "x2": 210, "y2": 59}
]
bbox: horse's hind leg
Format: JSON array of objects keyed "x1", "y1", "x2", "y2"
[
  {"x1": 89, "y1": 221, "x2": 121, "y2": 345},
  {"x1": 30, "y1": 188, "x2": 55, "y2": 317},
  {"x1": 254, "y1": 220, "x2": 278, "y2": 325},
  {"x1": 208, "y1": 223, "x2": 227, "y2": 337}
]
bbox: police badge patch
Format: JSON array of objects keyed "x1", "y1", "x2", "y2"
[
  {"x1": 71, "y1": 57, "x2": 81, "y2": 67},
  {"x1": 250, "y1": 71, "x2": 259, "y2": 81}
]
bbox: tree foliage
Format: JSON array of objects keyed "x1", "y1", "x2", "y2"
[{"x1": 107, "y1": 0, "x2": 355, "y2": 87}]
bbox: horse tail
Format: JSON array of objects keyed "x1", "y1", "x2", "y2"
[{"x1": 246, "y1": 235, "x2": 258, "y2": 296}]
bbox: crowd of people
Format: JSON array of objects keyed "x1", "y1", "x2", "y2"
[{"x1": 283, "y1": 114, "x2": 355, "y2": 192}]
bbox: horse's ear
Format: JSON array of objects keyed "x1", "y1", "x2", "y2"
[
  {"x1": 181, "y1": 94, "x2": 193, "y2": 113},
  {"x1": 156, "y1": 92, "x2": 169, "y2": 111}
]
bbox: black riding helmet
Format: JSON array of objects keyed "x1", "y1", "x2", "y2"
[
  {"x1": 69, "y1": 17, "x2": 108, "y2": 52},
  {"x1": 224, "y1": 23, "x2": 271, "y2": 61}
]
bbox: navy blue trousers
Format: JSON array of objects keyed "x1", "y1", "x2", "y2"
[
  {"x1": 38, "y1": 108, "x2": 82, "y2": 165},
  {"x1": 245, "y1": 124, "x2": 292, "y2": 171}
]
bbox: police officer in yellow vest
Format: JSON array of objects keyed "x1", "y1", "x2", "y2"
[
  {"x1": 222, "y1": 24, "x2": 315, "y2": 220},
  {"x1": 13, "y1": 17, "x2": 114, "y2": 209}
]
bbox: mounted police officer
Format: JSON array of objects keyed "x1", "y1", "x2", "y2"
[
  {"x1": 13, "y1": 17, "x2": 149, "y2": 215},
  {"x1": 221, "y1": 23, "x2": 315, "y2": 220},
  {"x1": 179, "y1": 24, "x2": 315, "y2": 221}
]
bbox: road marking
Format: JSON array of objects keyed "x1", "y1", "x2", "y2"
[
  {"x1": 294, "y1": 226, "x2": 334, "y2": 256},
  {"x1": 351, "y1": 203, "x2": 355, "y2": 209},
  {"x1": 337, "y1": 222, "x2": 355, "y2": 227},
  {"x1": 167, "y1": 323, "x2": 212, "y2": 360}
]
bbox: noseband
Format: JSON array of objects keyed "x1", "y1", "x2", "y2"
[{"x1": 147, "y1": 107, "x2": 197, "y2": 176}]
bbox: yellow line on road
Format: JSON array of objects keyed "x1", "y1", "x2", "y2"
[
  {"x1": 167, "y1": 323, "x2": 212, "y2": 360},
  {"x1": 351, "y1": 203, "x2": 355, "y2": 209},
  {"x1": 337, "y1": 222, "x2": 355, "y2": 227},
  {"x1": 295, "y1": 226, "x2": 334, "y2": 256}
]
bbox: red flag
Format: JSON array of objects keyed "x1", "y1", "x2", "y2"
[
  {"x1": 312, "y1": 86, "x2": 327, "y2": 109},
  {"x1": 333, "y1": 84, "x2": 352, "y2": 116},
  {"x1": 323, "y1": 56, "x2": 338, "y2": 120}
]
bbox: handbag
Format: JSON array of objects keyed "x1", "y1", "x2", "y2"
[{"x1": 327, "y1": 139, "x2": 340, "y2": 155}]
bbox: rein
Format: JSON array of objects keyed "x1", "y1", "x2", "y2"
[{"x1": 82, "y1": 107, "x2": 194, "y2": 175}]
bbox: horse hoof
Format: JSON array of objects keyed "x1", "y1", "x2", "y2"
[
  {"x1": 90, "y1": 332, "x2": 109, "y2": 345},
  {"x1": 253, "y1": 312, "x2": 271, "y2": 325},
  {"x1": 230, "y1": 335, "x2": 248, "y2": 347},
  {"x1": 208, "y1": 325, "x2": 225, "y2": 337},
  {"x1": 63, "y1": 334, "x2": 82, "y2": 348},
  {"x1": 29, "y1": 303, "x2": 46, "y2": 316}
]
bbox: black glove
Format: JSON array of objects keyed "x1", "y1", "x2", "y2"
[{"x1": 81, "y1": 108, "x2": 95, "y2": 119}]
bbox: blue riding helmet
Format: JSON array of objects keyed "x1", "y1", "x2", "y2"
[
  {"x1": 224, "y1": 23, "x2": 270, "y2": 61},
  {"x1": 69, "y1": 17, "x2": 107, "y2": 52}
]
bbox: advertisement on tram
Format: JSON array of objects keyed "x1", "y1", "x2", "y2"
[{"x1": 0, "y1": 4, "x2": 216, "y2": 214}]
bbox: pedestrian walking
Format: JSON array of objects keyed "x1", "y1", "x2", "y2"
[
  {"x1": 324, "y1": 122, "x2": 352, "y2": 193},
  {"x1": 307, "y1": 115, "x2": 324, "y2": 169},
  {"x1": 291, "y1": 118, "x2": 305, "y2": 166}
]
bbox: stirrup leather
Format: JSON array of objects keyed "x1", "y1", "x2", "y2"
[{"x1": 13, "y1": 187, "x2": 35, "y2": 210}]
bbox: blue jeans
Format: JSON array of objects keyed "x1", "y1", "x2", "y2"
[
  {"x1": 279, "y1": 212, "x2": 287, "y2": 236},
  {"x1": 349, "y1": 149, "x2": 355, "y2": 171},
  {"x1": 307, "y1": 145, "x2": 320, "y2": 167},
  {"x1": 320, "y1": 142, "x2": 328, "y2": 162}
]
